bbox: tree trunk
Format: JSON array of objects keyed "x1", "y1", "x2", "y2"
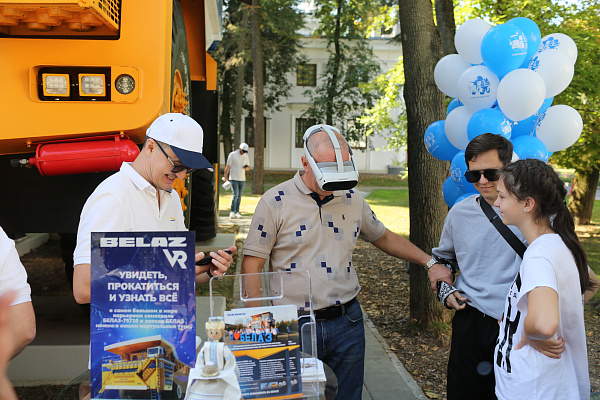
[
  {"x1": 568, "y1": 168, "x2": 599, "y2": 225},
  {"x1": 220, "y1": 66, "x2": 234, "y2": 159},
  {"x1": 398, "y1": 0, "x2": 450, "y2": 323},
  {"x1": 434, "y1": 0, "x2": 456, "y2": 55},
  {"x1": 325, "y1": 0, "x2": 343, "y2": 126},
  {"x1": 251, "y1": 0, "x2": 265, "y2": 195},
  {"x1": 234, "y1": 6, "x2": 249, "y2": 149}
]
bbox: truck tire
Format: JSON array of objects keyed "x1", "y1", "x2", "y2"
[
  {"x1": 162, "y1": 382, "x2": 184, "y2": 400},
  {"x1": 171, "y1": 0, "x2": 193, "y2": 228}
]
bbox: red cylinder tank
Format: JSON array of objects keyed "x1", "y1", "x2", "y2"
[{"x1": 29, "y1": 134, "x2": 140, "y2": 176}]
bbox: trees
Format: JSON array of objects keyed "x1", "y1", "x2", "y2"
[
  {"x1": 398, "y1": 0, "x2": 449, "y2": 323},
  {"x1": 213, "y1": 0, "x2": 304, "y2": 193},
  {"x1": 545, "y1": 1, "x2": 600, "y2": 225},
  {"x1": 302, "y1": 0, "x2": 381, "y2": 143}
]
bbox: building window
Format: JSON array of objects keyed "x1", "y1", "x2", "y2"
[
  {"x1": 297, "y1": 64, "x2": 317, "y2": 87},
  {"x1": 346, "y1": 120, "x2": 367, "y2": 150},
  {"x1": 295, "y1": 118, "x2": 316, "y2": 148},
  {"x1": 245, "y1": 116, "x2": 267, "y2": 148}
]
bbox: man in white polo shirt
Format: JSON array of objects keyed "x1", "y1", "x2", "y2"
[
  {"x1": 73, "y1": 113, "x2": 235, "y2": 304},
  {"x1": 0, "y1": 227, "x2": 36, "y2": 359},
  {"x1": 223, "y1": 142, "x2": 250, "y2": 218}
]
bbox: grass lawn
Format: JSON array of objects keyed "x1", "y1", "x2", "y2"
[{"x1": 219, "y1": 175, "x2": 600, "y2": 299}]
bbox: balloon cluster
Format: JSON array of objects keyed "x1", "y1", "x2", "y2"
[{"x1": 424, "y1": 17, "x2": 582, "y2": 207}]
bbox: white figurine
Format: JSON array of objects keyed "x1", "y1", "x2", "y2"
[{"x1": 185, "y1": 317, "x2": 242, "y2": 400}]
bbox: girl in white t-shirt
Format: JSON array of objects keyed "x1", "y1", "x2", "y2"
[{"x1": 493, "y1": 159, "x2": 591, "y2": 400}]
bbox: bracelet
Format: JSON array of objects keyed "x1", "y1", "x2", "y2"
[
  {"x1": 206, "y1": 269, "x2": 213, "y2": 278},
  {"x1": 424, "y1": 257, "x2": 438, "y2": 271}
]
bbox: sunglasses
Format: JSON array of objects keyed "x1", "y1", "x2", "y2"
[
  {"x1": 154, "y1": 140, "x2": 195, "y2": 174},
  {"x1": 464, "y1": 168, "x2": 500, "y2": 183}
]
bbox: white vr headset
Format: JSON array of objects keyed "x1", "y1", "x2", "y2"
[{"x1": 303, "y1": 124, "x2": 359, "y2": 191}]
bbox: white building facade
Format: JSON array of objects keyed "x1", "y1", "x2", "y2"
[{"x1": 222, "y1": 9, "x2": 406, "y2": 174}]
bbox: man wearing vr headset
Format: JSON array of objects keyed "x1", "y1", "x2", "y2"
[{"x1": 241, "y1": 124, "x2": 436, "y2": 400}]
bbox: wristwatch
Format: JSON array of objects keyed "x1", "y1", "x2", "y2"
[{"x1": 424, "y1": 257, "x2": 438, "y2": 271}]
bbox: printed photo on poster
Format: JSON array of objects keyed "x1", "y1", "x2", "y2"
[{"x1": 224, "y1": 305, "x2": 302, "y2": 398}]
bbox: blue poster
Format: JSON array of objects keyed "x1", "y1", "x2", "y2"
[{"x1": 90, "y1": 231, "x2": 196, "y2": 400}]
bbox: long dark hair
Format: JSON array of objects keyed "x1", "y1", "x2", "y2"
[{"x1": 499, "y1": 159, "x2": 589, "y2": 294}]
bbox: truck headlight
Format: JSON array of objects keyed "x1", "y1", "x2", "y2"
[
  {"x1": 79, "y1": 74, "x2": 106, "y2": 96},
  {"x1": 115, "y1": 74, "x2": 135, "y2": 95},
  {"x1": 42, "y1": 73, "x2": 69, "y2": 97}
]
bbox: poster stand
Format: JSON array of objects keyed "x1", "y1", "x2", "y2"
[{"x1": 208, "y1": 270, "x2": 320, "y2": 399}]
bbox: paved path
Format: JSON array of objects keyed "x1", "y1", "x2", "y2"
[{"x1": 222, "y1": 213, "x2": 425, "y2": 400}]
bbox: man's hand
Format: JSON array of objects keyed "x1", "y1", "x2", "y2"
[
  {"x1": 195, "y1": 245, "x2": 237, "y2": 284},
  {"x1": 515, "y1": 333, "x2": 565, "y2": 359},
  {"x1": 428, "y1": 263, "x2": 453, "y2": 293}
]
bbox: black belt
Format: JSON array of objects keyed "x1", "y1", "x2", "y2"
[{"x1": 303, "y1": 297, "x2": 357, "y2": 321}]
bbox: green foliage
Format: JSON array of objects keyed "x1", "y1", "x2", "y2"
[
  {"x1": 360, "y1": 56, "x2": 407, "y2": 150},
  {"x1": 212, "y1": 0, "x2": 306, "y2": 118},
  {"x1": 302, "y1": 0, "x2": 383, "y2": 144}
]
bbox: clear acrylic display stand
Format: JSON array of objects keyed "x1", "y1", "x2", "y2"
[{"x1": 207, "y1": 270, "x2": 321, "y2": 399}]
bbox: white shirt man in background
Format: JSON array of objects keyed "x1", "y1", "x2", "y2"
[{"x1": 223, "y1": 143, "x2": 250, "y2": 218}]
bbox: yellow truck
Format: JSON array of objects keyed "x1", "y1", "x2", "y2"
[
  {"x1": 101, "y1": 335, "x2": 190, "y2": 400},
  {"x1": 0, "y1": 0, "x2": 222, "y2": 261}
]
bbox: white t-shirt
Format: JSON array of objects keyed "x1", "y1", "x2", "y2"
[
  {"x1": 0, "y1": 227, "x2": 32, "y2": 306},
  {"x1": 494, "y1": 234, "x2": 590, "y2": 400},
  {"x1": 73, "y1": 162, "x2": 186, "y2": 266},
  {"x1": 226, "y1": 150, "x2": 250, "y2": 181}
]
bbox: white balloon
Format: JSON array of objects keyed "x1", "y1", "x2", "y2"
[
  {"x1": 434, "y1": 54, "x2": 472, "y2": 98},
  {"x1": 497, "y1": 69, "x2": 546, "y2": 121},
  {"x1": 538, "y1": 33, "x2": 578, "y2": 64},
  {"x1": 528, "y1": 50, "x2": 574, "y2": 98},
  {"x1": 535, "y1": 105, "x2": 583, "y2": 152},
  {"x1": 456, "y1": 65, "x2": 499, "y2": 113},
  {"x1": 455, "y1": 18, "x2": 492, "y2": 64},
  {"x1": 444, "y1": 106, "x2": 473, "y2": 150}
]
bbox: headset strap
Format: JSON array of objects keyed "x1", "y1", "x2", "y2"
[{"x1": 479, "y1": 195, "x2": 527, "y2": 259}]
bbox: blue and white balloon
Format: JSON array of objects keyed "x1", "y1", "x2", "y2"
[
  {"x1": 481, "y1": 23, "x2": 528, "y2": 77},
  {"x1": 528, "y1": 50, "x2": 574, "y2": 98},
  {"x1": 455, "y1": 18, "x2": 492, "y2": 64},
  {"x1": 508, "y1": 17, "x2": 541, "y2": 67},
  {"x1": 467, "y1": 108, "x2": 512, "y2": 141},
  {"x1": 445, "y1": 106, "x2": 474, "y2": 150},
  {"x1": 447, "y1": 98, "x2": 463, "y2": 115},
  {"x1": 434, "y1": 54, "x2": 472, "y2": 98},
  {"x1": 535, "y1": 105, "x2": 583, "y2": 152},
  {"x1": 443, "y1": 176, "x2": 466, "y2": 208},
  {"x1": 510, "y1": 113, "x2": 538, "y2": 138},
  {"x1": 497, "y1": 68, "x2": 546, "y2": 121},
  {"x1": 538, "y1": 33, "x2": 578, "y2": 64},
  {"x1": 450, "y1": 151, "x2": 477, "y2": 192},
  {"x1": 424, "y1": 120, "x2": 460, "y2": 161},
  {"x1": 512, "y1": 135, "x2": 549, "y2": 161},
  {"x1": 457, "y1": 65, "x2": 499, "y2": 113}
]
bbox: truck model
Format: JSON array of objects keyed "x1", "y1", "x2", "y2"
[
  {"x1": 0, "y1": 0, "x2": 222, "y2": 262},
  {"x1": 101, "y1": 335, "x2": 190, "y2": 400}
]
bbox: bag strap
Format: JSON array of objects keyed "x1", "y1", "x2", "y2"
[{"x1": 479, "y1": 195, "x2": 527, "y2": 259}]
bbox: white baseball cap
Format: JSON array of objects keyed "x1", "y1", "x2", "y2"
[
  {"x1": 146, "y1": 113, "x2": 212, "y2": 170},
  {"x1": 240, "y1": 142, "x2": 249, "y2": 152}
]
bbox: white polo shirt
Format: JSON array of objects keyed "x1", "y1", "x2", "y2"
[
  {"x1": 73, "y1": 162, "x2": 186, "y2": 266},
  {"x1": 0, "y1": 227, "x2": 32, "y2": 306},
  {"x1": 226, "y1": 150, "x2": 250, "y2": 181}
]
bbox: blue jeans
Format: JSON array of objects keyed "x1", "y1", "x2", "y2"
[
  {"x1": 230, "y1": 180, "x2": 245, "y2": 213},
  {"x1": 299, "y1": 299, "x2": 365, "y2": 400}
]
